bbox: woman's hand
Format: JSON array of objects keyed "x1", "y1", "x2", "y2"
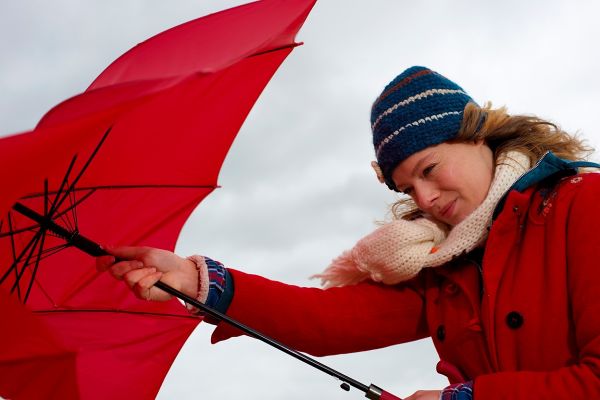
[
  {"x1": 96, "y1": 246, "x2": 198, "y2": 301},
  {"x1": 404, "y1": 390, "x2": 441, "y2": 400}
]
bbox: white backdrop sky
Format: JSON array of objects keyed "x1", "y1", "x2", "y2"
[{"x1": 2, "y1": 1, "x2": 600, "y2": 399}]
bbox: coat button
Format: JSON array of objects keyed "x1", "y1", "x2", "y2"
[
  {"x1": 436, "y1": 325, "x2": 446, "y2": 342},
  {"x1": 506, "y1": 311, "x2": 524, "y2": 329}
]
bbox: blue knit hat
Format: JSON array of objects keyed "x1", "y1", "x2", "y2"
[{"x1": 371, "y1": 66, "x2": 475, "y2": 191}]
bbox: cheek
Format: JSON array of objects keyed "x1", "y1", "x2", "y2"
[
  {"x1": 468, "y1": 166, "x2": 494, "y2": 202},
  {"x1": 443, "y1": 164, "x2": 491, "y2": 202}
]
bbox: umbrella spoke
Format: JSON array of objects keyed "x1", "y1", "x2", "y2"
[
  {"x1": 48, "y1": 155, "x2": 78, "y2": 218},
  {"x1": 38, "y1": 243, "x2": 72, "y2": 260},
  {"x1": 7, "y1": 213, "x2": 18, "y2": 264},
  {"x1": 23, "y1": 229, "x2": 48, "y2": 303},
  {"x1": 52, "y1": 127, "x2": 112, "y2": 216},
  {"x1": 0, "y1": 216, "x2": 40, "y2": 285},
  {"x1": 69, "y1": 182, "x2": 78, "y2": 230},
  {"x1": 0, "y1": 227, "x2": 42, "y2": 284},
  {"x1": 6, "y1": 213, "x2": 20, "y2": 298},
  {"x1": 8, "y1": 229, "x2": 43, "y2": 300},
  {"x1": 51, "y1": 188, "x2": 95, "y2": 225},
  {"x1": 57, "y1": 206, "x2": 74, "y2": 232},
  {"x1": 0, "y1": 224, "x2": 40, "y2": 239},
  {"x1": 44, "y1": 179, "x2": 49, "y2": 217}
]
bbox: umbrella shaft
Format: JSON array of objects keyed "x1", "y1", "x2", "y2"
[
  {"x1": 12, "y1": 201, "x2": 376, "y2": 397},
  {"x1": 153, "y1": 280, "x2": 370, "y2": 394}
]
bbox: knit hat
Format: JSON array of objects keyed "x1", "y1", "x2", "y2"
[{"x1": 371, "y1": 66, "x2": 475, "y2": 191}]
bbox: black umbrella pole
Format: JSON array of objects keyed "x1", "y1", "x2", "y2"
[{"x1": 12, "y1": 201, "x2": 402, "y2": 399}]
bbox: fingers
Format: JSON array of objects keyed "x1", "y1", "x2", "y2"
[
  {"x1": 123, "y1": 267, "x2": 156, "y2": 289},
  {"x1": 96, "y1": 245, "x2": 172, "y2": 301},
  {"x1": 111, "y1": 260, "x2": 144, "y2": 280},
  {"x1": 135, "y1": 271, "x2": 165, "y2": 301},
  {"x1": 123, "y1": 267, "x2": 166, "y2": 301},
  {"x1": 103, "y1": 245, "x2": 150, "y2": 260}
]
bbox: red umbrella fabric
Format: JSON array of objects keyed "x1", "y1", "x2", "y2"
[
  {"x1": 0, "y1": 1, "x2": 316, "y2": 398},
  {"x1": 0, "y1": 287, "x2": 79, "y2": 399}
]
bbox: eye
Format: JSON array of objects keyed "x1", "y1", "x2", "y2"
[{"x1": 422, "y1": 163, "x2": 437, "y2": 177}]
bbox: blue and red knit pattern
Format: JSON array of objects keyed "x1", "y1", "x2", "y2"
[
  {"x1": 204, "y1": 257, "x2": 227, "y2": 308},
  {"x1": 440, "y1": 381, "x2": 473, "y2": 400},
  {"x1": 370, "y1": 66, "x2": 474, "y2": 191}
]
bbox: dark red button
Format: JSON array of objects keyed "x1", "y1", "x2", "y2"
[
  {"x1": 436, "y1": 325, "x2": 446, "y2": 341},
  {"x1": 506, "y1": 311, "x2": 524, "y2": 329}
]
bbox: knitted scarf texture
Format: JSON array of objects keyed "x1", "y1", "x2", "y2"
[{"x1": 314, "y1": 151, "x2": 531, "y2": 288}]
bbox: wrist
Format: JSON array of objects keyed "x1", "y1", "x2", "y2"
[
  {"x1": 186, "y1": 255, "x2": 210, "y2": 305},
  {"x1": 177, "y1": 257, "x2": 200, "y2": 298}
]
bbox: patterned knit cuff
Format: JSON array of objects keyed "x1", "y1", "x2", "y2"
[
  {"x1": 440, "y1": 381, "x2": 473, "y2": 400},
  {"x1": 185, "y1": 255, "x2": 210, "y2": 315},
  {"x1": 203, "y1": 256, "x2": 227, "y2": 307},
  {"x1": 185, "y1": 255, "x2": 228, "y2": 316}
]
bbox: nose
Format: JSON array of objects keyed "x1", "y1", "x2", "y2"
[{"x1": 413, "y1": 181, "x2": 439, "y2": 211}]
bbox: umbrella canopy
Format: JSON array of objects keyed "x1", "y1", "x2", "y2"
[
  {"x1": 0, "y1": 287, "x2": 79, "y2": 399},
  {"x1": 0, "y1": 0, "x2": 316, "y2": 398}
]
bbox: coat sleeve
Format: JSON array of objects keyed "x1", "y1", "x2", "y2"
[
  {"x1": 474, "y1": 175, "x2": 600, "y2": 399},
  {"x1": 210, "y1": 269, "x2": 429, "y2": 356}
]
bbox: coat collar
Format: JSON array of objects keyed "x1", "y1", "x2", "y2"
[{"x1": 493, "y1": 152, "x2": 600, "y2": 219}]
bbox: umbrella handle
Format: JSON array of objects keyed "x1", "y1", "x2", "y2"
[{"x1": 13, "y1": 200, "x2": 404, "y2": 400}]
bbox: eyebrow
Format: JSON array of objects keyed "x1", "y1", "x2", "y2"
[
  {"x1": 395, "y1": 152, "x2": 435, "y2": 190},
  {"x1": 411, "y1": 152, "x2": 435, "y2": 178}
]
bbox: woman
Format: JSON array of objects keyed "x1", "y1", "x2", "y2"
[{"x1": 97, "y1": 66, "x2": 600, "y2": 399}]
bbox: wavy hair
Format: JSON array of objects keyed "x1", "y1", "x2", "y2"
[{"x1": 390, "y1": 102, "x2": 593, "y2": 220}]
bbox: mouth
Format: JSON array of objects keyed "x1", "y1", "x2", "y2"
[{"x1": 440, "y1": 199, "x2": 456, "y2": 219}]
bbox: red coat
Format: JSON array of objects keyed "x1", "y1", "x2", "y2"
[{"x1": 212, "y1": 166, "x2": 600, "y2": 399}]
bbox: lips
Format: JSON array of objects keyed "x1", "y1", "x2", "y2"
[{"x1": 440, "y1": 199, "x2": 456, "y2": 219}]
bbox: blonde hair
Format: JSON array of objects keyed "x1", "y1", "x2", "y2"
[{"x1": 390, "y1": 102, "x2": 593, "y2": 220}]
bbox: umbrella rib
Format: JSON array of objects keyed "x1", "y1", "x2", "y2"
[
  {"x1": 7, "y1": 212, "x2": 18, "y2": 267},
  {"x1": 21, "y1": 184, "x2": 218, "y2": 198},
  {"x1": 249, "y1": 41, "x2": 302, "y2": 59},
  {"x1": 33, "y1": 308, "x2": 199, "y2": 320},
  {"x1": 27, "y1": 243, "x2": 72, "y2": 262},
  {"x1": 51, "y1": 127, "x2": 112, "y2": 215},
  {"x1": 49, "y1": 188, "x2": 96, "y2": 228},
  {"x1": 0, "y1": 216, "x2": 42, "y2": 239},
  {"x1": 0, "y1": 226, "x2": 43, "y2": 286},
  {"x1": 48, "y1": 155, "x2": 78, "y2": 218},
  {"x1": 9, "y1": 228, "x2": 43, "y2": 299},
  {"x1": 6, "y1": 212, "x2": 21, "y2": 298},
  {"x1": 23, "y1": 227, "x2": 48, "y2": 303},
  {"x1": 70, "y1": 183, "x2": 79, "y2": 231},
  {"x1": 18, "y1": 243, "x2": 72, "y2": 266}
]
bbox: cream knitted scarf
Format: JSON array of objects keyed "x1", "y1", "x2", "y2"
[{"x1": 314, "y1": 151, "x2": 531, "y2": 288}]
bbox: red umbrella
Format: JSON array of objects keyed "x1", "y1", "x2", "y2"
[
  {"x1": 0, "y1": 287, "x2": 79, "y2": 399},
  {"x1": 0, "y1": 1, "x2": 315, "y2": 398},
  {"x1": 0, "y1": 1, "x2": 403, "y2": 398}
]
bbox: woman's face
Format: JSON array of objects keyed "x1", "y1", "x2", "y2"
[{"x1": 391, "y1": 141, "x2": 494, "y2": 226}]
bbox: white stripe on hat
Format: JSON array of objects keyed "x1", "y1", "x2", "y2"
[
  {"x1": 375, "y1": 111, "x2": 462, "y2": 157},
  {"x1": 372, "y1": 89, "x2": 466, "y2": 130}
]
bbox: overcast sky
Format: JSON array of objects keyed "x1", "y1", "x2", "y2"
[{"x1": 2, "y1": 1, "x2": 600, "y2": 399}]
